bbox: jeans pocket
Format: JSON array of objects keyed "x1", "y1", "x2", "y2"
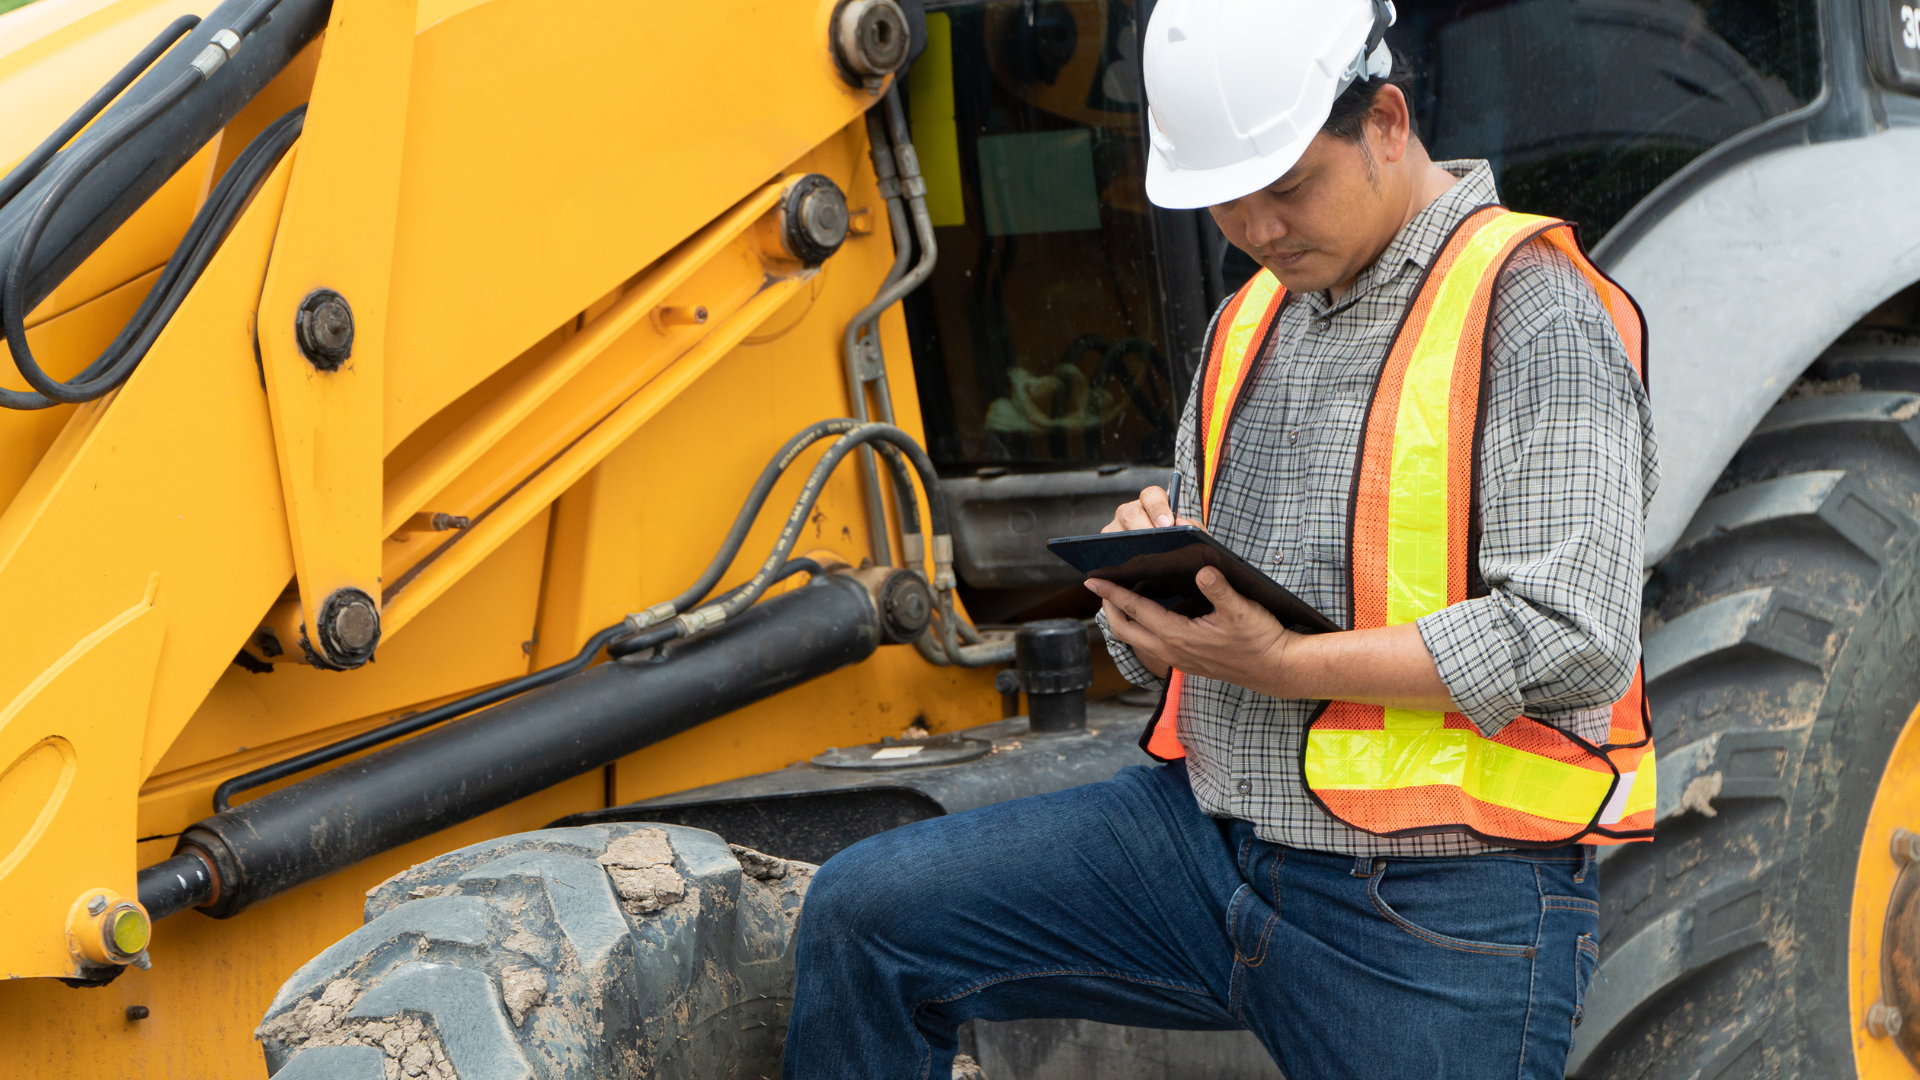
[
  {"x1": 1227, "y1": 882, "x2": 1279, "y2": 967},
  {"x1": 1359, "y1": 860, "x2": 1536, "y2": 953},
  {"x1": 1572, "y1": 932, "x2": 1600, "y2": 1028}
]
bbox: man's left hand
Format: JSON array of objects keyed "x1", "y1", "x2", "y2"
[{"x1": 1088, "y1": 567, "x2": 1298, "y2": 696}]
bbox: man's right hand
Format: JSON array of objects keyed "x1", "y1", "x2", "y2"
[{"x1": 1102, "y1": 485, "x2": 1203, "y2": 533}]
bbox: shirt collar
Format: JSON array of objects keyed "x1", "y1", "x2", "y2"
[{"x1": 1307, "y1": 159, "x2": 1499, "y2": 313}]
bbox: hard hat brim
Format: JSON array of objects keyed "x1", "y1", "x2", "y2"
[{"x1": 1143, "y1": 127, "x2": 1319, "y2": 210}]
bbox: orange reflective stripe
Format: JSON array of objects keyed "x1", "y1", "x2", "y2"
[
  {"x1": 1149, "y1": 209, "x2": 1656, "y2": 848},
  {"x1": 1145, "y1": 670, "x2": 1187, "y2": 760},
  {"x1": 1197, "y1": 270, "x2": 1284, "y2": 524},
  {"x1": 1145, "y1": 271, "x2": 1288, "y2": 762},
  {"x1": 1308, "y1": 207, "x2": 1654, "y2": 847}
]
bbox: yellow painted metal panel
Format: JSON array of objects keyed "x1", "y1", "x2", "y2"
[
  {"x1": 139, "y1": 508, "x2": 550, "y2": 834},
  {"x1": 0, "y1": 577, "x2": 162, "y2": 978},
  {"x1": 0, "y1": 151, "x2": 297, "y2": 814},
  {"x1": 0, "y1": 772, "x2": 601, "y2": 1077},
  {"x1": 255, "y1": 0, "x2": 416, "y2": 663},
  {"x1": 0, "y1": 268, "x2": 157, "y2": 512},
  {"x1": 380, "y1": 0, "x2": 880, "y2": 451}
]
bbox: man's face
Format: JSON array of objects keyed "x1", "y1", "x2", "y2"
[{"x1": 1207, "y1": 131, "x2": 1401, "y2": 295}]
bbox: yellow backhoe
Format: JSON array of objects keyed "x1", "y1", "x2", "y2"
[{"x1": 4, "y1": 0, "x2": 1920, "y2": 1077}]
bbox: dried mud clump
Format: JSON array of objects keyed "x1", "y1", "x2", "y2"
[
  {"x1": 256, "y1": 979, "x2": 457, "y2": 1080},
  {"x1": 500, "y1": 966, "x2": 547, "y2": 1027},
  {"x1": 597, "y1": 828, "x2": 686, "y2": 915},
  {"x1": 729, "y1": 844, "x2": 791, "y2": 882}
]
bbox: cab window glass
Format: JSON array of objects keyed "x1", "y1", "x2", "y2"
[
  {"x1": 903, "y1": 0, "x2": 1178, "y2": 474},
  {"x1": 1217, "y1": 0, "x2": 1822, "y2": 294}
]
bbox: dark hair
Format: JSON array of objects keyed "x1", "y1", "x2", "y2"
[{"x1": 1321, "y1": 50, "x2": 1416, "y2": 142}]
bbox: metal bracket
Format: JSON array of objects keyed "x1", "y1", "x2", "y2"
[{"x1": 255, "y1": 0, "x2": 418, "y2": 668}]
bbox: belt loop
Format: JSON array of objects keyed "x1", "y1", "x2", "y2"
[
  {"x1": 1574, "y1": 845, "x2": 1592, "y2": 884},
  {"x1": 1350, "y1": 856, "x2": 1376, "y2": 878}
]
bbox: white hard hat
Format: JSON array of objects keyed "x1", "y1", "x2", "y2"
[{"x1": 1143, "y1": 0, "x2": 1397, "y2": 209}]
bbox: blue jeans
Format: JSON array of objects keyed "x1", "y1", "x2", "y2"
[{"x1": 782, "y1": 761, "x2": 1600, "y2": 1080}]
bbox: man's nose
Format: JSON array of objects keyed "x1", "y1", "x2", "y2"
[{"x1": 1242, "y1": 210, "x2": 1290, "y2": 249}]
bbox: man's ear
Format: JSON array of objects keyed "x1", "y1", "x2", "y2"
[{"x1": 1370, "y1": 84, "x2": 1413, "y2": 166}]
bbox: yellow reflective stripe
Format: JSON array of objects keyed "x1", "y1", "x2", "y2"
[
  {"x1": 1304, "y1": 728, "x2": 1613, "y2": 825},
  {"x1": 1624, "y1": 748, "x2": 1656, "y2": 816},
  {"x1": 1202, "y1": 271, "x2": 1281, "y2": 520},
  {"x1": 1383, "y1": 214, "x2": 1553, "y2": 624}
]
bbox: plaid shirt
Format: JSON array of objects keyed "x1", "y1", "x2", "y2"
[{"x1": 1101, "y1": 160, "x2": 1660, "y2": 856}]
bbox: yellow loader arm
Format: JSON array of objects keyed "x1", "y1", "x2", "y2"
[{"x1": 0, "y1": 0, "x2": 952, "y2": 991}]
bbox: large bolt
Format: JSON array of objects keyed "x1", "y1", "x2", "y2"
[
  {"x1": 833, "y1": 0, "x2": 910, "y2": 80},
  {"x1": 878, "y1": 570, "x2": 933, "y2": 643},
  {"x1": 315, "y1": 588, "x2": 381, "y2": 669},
  {"x1": 779, "y1": 175, "x2": 850, "y2": 267},
  {"x1": 294, "y1": 289, "x2": 355, "y2": 370},
  {"x1": 1870, "y1": 1000, "x2": 1904, "y2": 1038},
  {"x1": 1893, "y1": 828, "x2": 1920, "y2": 865}
]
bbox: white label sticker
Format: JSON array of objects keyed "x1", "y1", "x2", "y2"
[{"x1": 871, "y1": 746, "x2": 926, "y2": 760}]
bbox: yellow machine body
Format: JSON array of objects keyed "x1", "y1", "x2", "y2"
[{"x1": 0, "y1": 0, "x2": 1007, "y2": 1072}]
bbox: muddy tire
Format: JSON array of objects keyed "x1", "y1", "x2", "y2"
[
  {"x1": 1570, "y1": 338, "x2": 1920, "y2": 1078},
  {"x1": 257, "y1": 824, "x2": 812, "y2": 1080}
]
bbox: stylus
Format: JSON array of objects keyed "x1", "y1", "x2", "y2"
[{"x1": 1167, "y1": 473, "x2": 1182, "y2": 519}]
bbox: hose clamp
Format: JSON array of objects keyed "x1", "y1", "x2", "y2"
[
  {"x1": 930, "y1": 534, "x2": 956, "y2": 590},
  {"x1": 900, "y1": 532, "x2": 925, "y2": 565},
  {"x1": 623, "y1": 601, "x2": 677, "y2": 634},
  {"x1": 674, "y1": 606, "x2": 727, "y2": 636},
  {"x1": 190, "y1": 29, "x2": 242, "y2": 79}
]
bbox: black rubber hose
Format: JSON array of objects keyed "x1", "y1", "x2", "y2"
[
  {"x1": 661, "y1": 419, "x2": 860, "y2": 616},
  {"x1": 212, "y1": 619, "x2": 628, "y2": 812},
  {"x1": 0, "y1": 105, "x2": 305, "y2": 411},
  {"x1": 3, "y1": 68, "x2": 206, "y2": 403},
  {"x1": 679, "y1": 423, "x2": 940, "y2": 634},
  {"x1": 0, "y1": 15, "x2": 201, "y2": 213},
  {"x1": 0, "y1": 0, "x2": 330, "y2": 387},
  {"x1": 608, "y1": 557, "x2": 821, "y2": 660}
]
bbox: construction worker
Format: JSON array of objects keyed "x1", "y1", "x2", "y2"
[{"x1": 782, "y1": 0, "x2": 1658, "y2": 1076}]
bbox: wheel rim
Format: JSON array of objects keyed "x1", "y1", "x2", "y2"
[{"x1": 1853, "y1": 699, "x2": 1920, "y2": 1077}]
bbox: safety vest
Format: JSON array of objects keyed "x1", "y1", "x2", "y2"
[{"x1": 1143, "y1": 205, "x2": 1656, "y2": 847}]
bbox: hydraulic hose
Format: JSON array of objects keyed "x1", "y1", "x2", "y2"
[
  {"x1": 210, "y1": 418, "x2": 971, "y2": 815},
  {"x1": 1, "y1": 105, "x2": 306, "y2": 411},
  {"x1": 626, "y1": 418, "x2": 860, "y2": 632},
  {"x1": 208, "y1": 419, "x2": 927, "y2": 809},
  {"x1": 842, "y1": 86, "x2": 941, "y2": 565},
  {"x1": 0, "y1": 0, "x2": 328, "y2": 409},
  {"x1": 618, "y1": 419, "x2": 925, "y2": 637},
  {"x1": 649, "y1": 423, "x2": 944, "y2": 647},
  {"x1": 2, "y1": 3, "x2": 289, "y2": 407},
  {"x1": 844, "y1": 107, "x2": 915, "y2": 563},
  {"x1": 0, "y1": 16, "x2": 202, "y2": 213}
]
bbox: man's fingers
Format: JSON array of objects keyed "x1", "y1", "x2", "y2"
[
  {"x1": 1195, "y1": 566, "x2": 1254, "y2": 615},
  {"x1": 1139, "y1": 486, "x2": 1174, "y2": 528}
]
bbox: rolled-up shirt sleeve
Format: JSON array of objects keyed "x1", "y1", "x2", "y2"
[
  {"x1": 1414, "y1": 247, "x2": 1660, "y2": 737},
  {"x1": 1098, "y1": 609, "x2": 1167, "y2": 691}
]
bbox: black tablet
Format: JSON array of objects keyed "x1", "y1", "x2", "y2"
[{"x1": 1047, "y1": 526, "x2": 1341, "y2": 634}]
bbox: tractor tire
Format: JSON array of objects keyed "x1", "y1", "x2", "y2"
[
  {"x1": 1570, "y1": 336, "x2": 1920, "y2": 1078},
  {"x1": 256, "y1": 823, "x2": 812, "y2": 1080}
]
